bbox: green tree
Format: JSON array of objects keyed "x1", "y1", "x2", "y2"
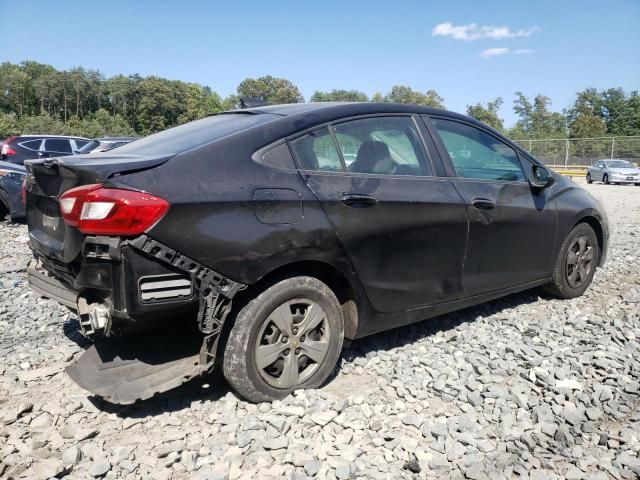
[
  {"x1": 236, "y1": 76, "x2": 303, "y2": 104},
  {"x1": 466, "y1": 97, "x2": 504, "y2": 131},
  {"x1": 511, "y1": 92, "x2": 565, "y2": 138},
  {"x1": 384, "y1": 86, "x2": 444, "y2": 108},
  {"x1": 310, "y1": 89, "x2": 368, "y2": 102}
]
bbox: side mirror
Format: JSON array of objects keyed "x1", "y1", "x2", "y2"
[{"x1": 531, "y1": 165, "x2": 555, "y2": 188}]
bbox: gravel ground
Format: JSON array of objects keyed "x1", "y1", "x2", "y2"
[{"x1": 0, "y1": 180, "x2": 639, "y2": 480}]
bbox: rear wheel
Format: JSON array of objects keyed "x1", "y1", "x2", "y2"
[
  {"x1": 545, "y1": 223, "x2": 599, "y2": 299},
  {"x1": 223, "y1": 276, "x2": 344, "y2": 402},
  {"x1": 603, "y1": 174, "x2": 609, "y2": 185},
  {"x1": 586, "y1": 173, "x2": 592, "y2": 184}
]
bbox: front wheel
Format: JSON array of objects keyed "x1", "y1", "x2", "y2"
[
  {"x1": 586, "y1": 173, "x2": 592, "y2": 184},
  {"x1": 545, "y1": 223, "x2": 599, "y2": 299},
  {"x1": 223, "y1": 276, "x2": 344, "y2": 402}
]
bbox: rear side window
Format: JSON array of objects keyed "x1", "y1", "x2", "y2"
[
  {"x1": 290, "y1": 127, "x2": 343, "y2": 172},
  {"x1": 19, "y1": 139, "x2": 42, "y2": 151},
  {"x1": 333, "y1": 116, "x2": 428, "y2": 176},
  {"x1": 44, "y1": 139, "x2": 72, "y2": 153},
  {"x1": 74, "y1": 139, "x2": 90, "y2": 149},
  {"x1": 432, "y1": 118, "x2": 526, "y2": 182},
  {"x1": 115, "y1": 113, "x2": 278, "y2": 156}
]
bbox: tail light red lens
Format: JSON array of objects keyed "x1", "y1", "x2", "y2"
[
  {"x1": 1, "y1": 145, "x2": 16, "y2": 156},
  {"x1": 21, "y1": 178, "x2": 27, "y2": 204},
  {"x1": 58, "y1": 184, "x2": 170, "y2": 236},
  {"x1": 1, "y1": 136, "x2": 17, "y2": 156}
]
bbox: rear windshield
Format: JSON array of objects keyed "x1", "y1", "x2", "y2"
[
  {"x1": 77, "y1": 140, "x2": 99, "y2": 153},
  {"x1": 115, "y1": 113, "x2": 278, "y2": 156}
]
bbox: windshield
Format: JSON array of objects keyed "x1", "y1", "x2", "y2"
[
  {"x1": 76, "y1": 140, "x2": 99, "y2": 154},
  {"x1": 607, "y1": 160, "x2": 634, "y2": 168},
  {"x1": 114, "y1": 113, "x2": 279, "y2": 156}
]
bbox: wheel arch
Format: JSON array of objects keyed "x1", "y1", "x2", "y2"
[
  {"x1": 573, "y1": 215, "x2": 605, "y2": 266},
  {"x1": 229, "y1": 260, "x2": 360, "y2": 340}
]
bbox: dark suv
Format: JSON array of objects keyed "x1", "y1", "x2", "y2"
[
  {"x1": 25, "y1": 103, "x2": 608, "y2": 403},
  {"x1": 1, "y1": 135, "x2": 90, "y2": 165}
]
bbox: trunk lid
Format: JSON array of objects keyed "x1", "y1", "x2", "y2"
[{"x1": 26, "y1": 153, "x2": 171, "y2": 263}]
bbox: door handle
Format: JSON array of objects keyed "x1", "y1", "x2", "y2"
[
  {"x1": 471, "y1": 198, "x2": 496, "y2": 210},
  {"x1": 340, "y1": 194, "x2": 378, "y2": 208}
]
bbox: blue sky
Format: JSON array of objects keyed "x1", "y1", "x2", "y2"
[{"x1": 1, "y1": 0, "x2": 639, "y2": 126}]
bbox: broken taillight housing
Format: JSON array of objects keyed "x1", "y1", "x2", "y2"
[{"x1": 58, "y1": 183, "x2": 170, "y2": 236}]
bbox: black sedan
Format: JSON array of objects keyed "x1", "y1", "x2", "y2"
[
  {"x1": 0, "y1": 160, "x2": 26, "y2": 221},
  {"x1": 24, "y1": 103, "x2": 609, "y2": 403}
]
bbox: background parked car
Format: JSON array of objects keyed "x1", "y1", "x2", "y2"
[
  {"x1": 1, "y1": 135, "x2": 90, "y2": 165},
  {"x1": 0, "y1": 161, "x2": 26, "y2": 221},
  {"x1": 587, "y1": 159, "x2": 640, "y2": 185},
  {"x1": 75, "y1": 136, "x2": 139, "y2": 154}
]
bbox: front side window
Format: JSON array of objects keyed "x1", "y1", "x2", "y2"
[
  {"x1": 44, "y1": 139, "x2": 72, "y2": 153},
  {"x1": 289, "y1": 127, "x2": 343, "y2": 172},
  {"x1": 333, "y1": 116, "x2": 428, "y2": 176},
  {"x1": 432, "y1": 118, "x2": 526, "y2": 182}
]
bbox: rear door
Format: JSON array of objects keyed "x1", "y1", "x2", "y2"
[
  {"x1": 290, "y1": 115, "x2": 468, "y2": 313},
  {"x1": 426, "y1": 116, "x2": 557, "y2": 296}
]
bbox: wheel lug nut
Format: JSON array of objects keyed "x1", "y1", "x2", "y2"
[
  {"x1": 295, "y1": 348, "x2": 301, "y2": 355},
  {"x1": 284, "y1": 349, "x2": 290, "y2": 355},
  {"x1": 292, "y1": 328, "x2": 298, "y2": 335},
  {"x1": 300, "y1": 335, "x2": 306, "y2": 342},
  {"x1": 282, "y1": 336, "x2": 288, "y2": 343}
]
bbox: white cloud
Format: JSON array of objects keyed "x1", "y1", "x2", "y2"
[
  {"x1": 480, "y1": 47, "x2": 510, "y2": 59},
  {"x1": 479, "y1": 47, "x2": 535, "y2": 59},
  {"x1": 432, "y1": 22, "x2": 539, "y2": 41}
]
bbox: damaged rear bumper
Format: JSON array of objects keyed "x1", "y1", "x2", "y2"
[{"x1": 28, "y1": 234, "x2": 245, "y2": 403}]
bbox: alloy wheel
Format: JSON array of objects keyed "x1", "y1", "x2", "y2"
[
  {"x1": 254, "y1": 299, "x2": 331, "y2": 389},
  {"x1": 565, "y1": 234, "x2": 594, "y2": 288}
]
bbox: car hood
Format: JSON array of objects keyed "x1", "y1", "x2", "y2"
[{"x1": 0, "y1": 160, "x2": 26, "y2": 174}]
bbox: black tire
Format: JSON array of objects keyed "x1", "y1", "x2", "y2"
[
  {"x1": 586, "y1": 173, "x2": 592, "y2": 184},
  {"x1": 222, "y1": 276, "x2": 344, "y2": 402},
  {"x1": 544, "y1": 223, "x2": 599, "y2": 299},
  {"x1": 603, "y1": 174, "x2": 609, "y2": 185},
  {"x1": 0, "y1": 194, "x2": 9, "y2": 221}
]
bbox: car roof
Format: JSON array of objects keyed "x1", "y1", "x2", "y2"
[
  {"x1": 95, "y1": 137, "x2": 139, "y2": 142},
  {"x1": 231, "y1": 102, "x2": 487, "y2": 131},
  {"x1": 17, "y1": 134, "x2": 90, "y2": 140},
  {"x1": 238, "y1": 102, "x2": 449, "y2": 117}
]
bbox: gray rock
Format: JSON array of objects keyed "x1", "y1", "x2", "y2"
[
  {"x1": 90, "y1": 457, "x2": 111, "y2": 477},
  {"x1": 62, "y1": 446, "x2": 82, "y2": 466},
  {"x1": 304, "y1": 460, "x2": 322, "y2": 477},
  {"x1": 309, "y1": 410, "x2": 337, "y2": 426}
]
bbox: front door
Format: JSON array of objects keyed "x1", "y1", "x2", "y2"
[
  {"x1": 428, "y1": 117, "x2": 557, "y2": 296},
  {"x1": 289, "y1": 116, "x2": 468, "y2": 313}
]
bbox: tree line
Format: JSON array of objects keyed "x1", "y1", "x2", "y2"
[{"x1": 0, "y1": 61, "x2": 638, "y2": 141}]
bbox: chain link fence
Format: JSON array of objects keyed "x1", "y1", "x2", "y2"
[{"x1": 514, "y1": 136, "x2": 640, "y2": 167}]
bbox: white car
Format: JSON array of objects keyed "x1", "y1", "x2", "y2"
[{"x1": 587, "y1": 159, "x2": 640, "y2": 185}]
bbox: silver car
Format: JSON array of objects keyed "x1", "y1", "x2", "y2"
[{"x1": 587, "y1": 159, "x2": 640, "y2": 185}]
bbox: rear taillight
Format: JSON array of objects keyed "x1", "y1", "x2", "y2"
[
  {"x1": 1, "y1": 136, "x2": 17, "y2": 156},
  {"x1": 58, "y1": 184, "x2": 170, "y2": 236},
  {"x1": 21, "y1": 178, "x2": 26, "y2": 204},
  {"x1": 1, "y1": 144, "x2": 16, "y2": 156}
]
